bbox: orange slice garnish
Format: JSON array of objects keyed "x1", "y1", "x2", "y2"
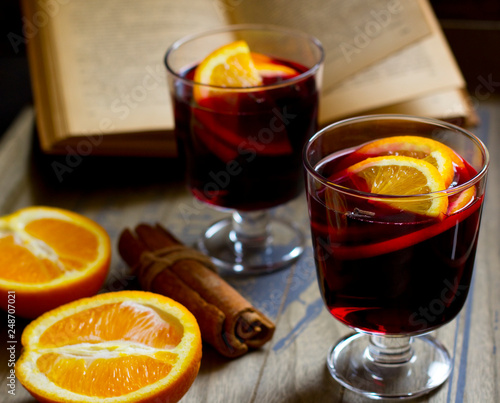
[
  {"x1": 448, "y1": 186, "x2": 476, "y2": 214},
  {"x1": 251, "y1": 52, "x2": 298, "y2": 78},
  {"x1": 0, "y1": 206, "x2": 111, "y2": 318},
  {"x1": 192, "y1": 41, "x2": 296, "y2": 161},
  {"x1": 16, "y1": 291, "x2": 202, "y2": 403},
  {"x1": 355, "y1": 135, "x2": 463, "y2": 188},
  {"x1": 193, "y1": 41, "x2": 300, "y2": 98},
  {"x1": 254, "y1": 62, "x2": 298, "y2": 78},
  {"x1": 194, "y1": 40, "x2": 262, "y2": 99},
  {"x1": 345, "y1": 155, "x2": 449, "y2": 217}
]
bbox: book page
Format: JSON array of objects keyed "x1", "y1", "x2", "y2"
[
  {"x1": 364, "y1": 88, "x2": 478, "y2": 127},
  {"x1": 224, "y1": 0, "x2": 432, "y2": 91},
  {"x1": 319, "y1": 0, "x2": 466, "y2": 124},
  {"x1": 49, "y1": 0, "x2": 225, "y2": 136}
]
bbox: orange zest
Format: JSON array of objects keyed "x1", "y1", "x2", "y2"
[
  {"x1": 15, "y1": 290, "x2": 202, "y2": 403},
  {"x1": 0, "y1": 206, "x2": 111, "y2": 318},
  {"x1": 346, "y1": 155, "x2": 449, "y2": 217},
  {"x1": 355, "y1": 135, "x2": 463, "y2": 188}
]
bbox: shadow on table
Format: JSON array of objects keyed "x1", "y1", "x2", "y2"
[{"x1": 28, "y1": 126, "x2": 186, "y2": 193}]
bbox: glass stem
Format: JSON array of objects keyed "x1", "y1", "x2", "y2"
[
  {"x1": 366, "y1": 335, "x2": 414, "y2": 365},
  {"x1": 231, "y1": 210, "x2": 271, "y2": 249}
]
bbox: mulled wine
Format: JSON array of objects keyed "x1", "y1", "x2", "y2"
[
  {"x1": 172, "y1": 58, "x2": 319, "y2": 211},
  {"x1": 303, "y1": 115, "x2": 489, "y2": 398},
  {"x1": 308, "y1": 150, "x2": 483, "y2": 334}
]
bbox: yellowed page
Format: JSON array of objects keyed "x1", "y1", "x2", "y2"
[
  {"x1": 364, "y1": 89, "x2": 478, "y2": 127},
  {"x1": 49, "y1": 0, "x2": 224, "y2": 136},
  {"x1": 224, "y1": 0, "x2": 432, "y2": 91},
  {"x1": 319, "y1": 0, "x2": 466, "y2": 124}
]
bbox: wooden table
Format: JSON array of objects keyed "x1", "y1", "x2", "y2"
[{"x1": 1, "y1": 102, "x2": 498, "y2": 403}]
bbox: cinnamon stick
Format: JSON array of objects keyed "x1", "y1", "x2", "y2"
[{"x1": 118, "y1": 223, "x2": 275, "y2": 358}]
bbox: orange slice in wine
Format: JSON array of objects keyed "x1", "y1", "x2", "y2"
[
  {"x1": 194, "y1": 40, "x2": 262, "y2": 100},
  {"x1": 192, "y1": 41, "x2": 294, "y2": 162},
  {"x1": 251, "y1": 52, "x2": 299, "y2": 79},
  {"x1": 354, "y1": 135, "x2": 462, "y2": 188},
  {"x1": 448, "y1": 186, "x2": 476, "y2": 214},
  {"x1": 345, "y1": 155, "x2": 449, "y2": 217}
]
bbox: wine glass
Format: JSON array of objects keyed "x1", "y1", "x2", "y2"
[
  {"x1": 303, "y1": 115, "x2": 489, "y2": 399},
  {"x1": 165, "y1": 25, "x2": 323, "y2": 275}
]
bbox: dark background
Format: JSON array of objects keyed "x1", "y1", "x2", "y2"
[{"x1": 1, "y1": 1, "x2": 500, "y2": 137}]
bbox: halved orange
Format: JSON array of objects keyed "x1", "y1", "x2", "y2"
[
  {"x1": 355, "y1": 135, "x2": 463, "y2": 188},
  {"x1": 0, "y1": 206, "x2": 111, "y2": 318},
  {"x1": 346, "y1": 155, "x2": 449, "y2": 217},
  {"x1": 16, "y1": 290, "x2": 202, "y2": 403}
]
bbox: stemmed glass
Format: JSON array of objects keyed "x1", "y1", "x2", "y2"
[
  {"x1": 303, "y1": 115, "x2": 489, "y2": 399},
  {"x1": 165, "y1": 25, "x2": 323, "y2": 275}
]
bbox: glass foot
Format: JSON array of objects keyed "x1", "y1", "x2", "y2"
[
  {"x1": 327, "y1": 332, "x2": 452, "y2": 400},
  {"x1": 198, "y1": 210, "x2": 305, "y2": 275}
]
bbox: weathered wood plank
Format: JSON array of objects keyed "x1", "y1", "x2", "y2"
[{"x1": 0, "y1": 101, "x2": 499, "y2": 403}]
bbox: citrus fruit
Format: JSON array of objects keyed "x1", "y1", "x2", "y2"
[
  {"x1": 193, "y1": 40, "x2": 299, "y2": 98},
  {"x1": 448, "y1": 186, "x2": 476, "y2": 214},
  {"x1": 16, "y1": 290, "x2": 202, "y2": 403},
  {"x1": 251, "y1": 52, "x2": 299, "y2": 79},
  {"x1": 0, "y1": 206, "x2": 111, "y2": 318},
  {"x1": 355, "y1": 135, "x2": 463, "y2": 188},
  {"x1": 345, "y1": 155, "x2": 449, "y2": 217},
  {"x1": 194, "y1": 40, "x2": 263, "y2": 91},
  {"x1": 192, "y1": 41, "x2": 296, "y2": 162},
  {"x1": 330, "y1": 196, "x2": 482, "y2": 260}
]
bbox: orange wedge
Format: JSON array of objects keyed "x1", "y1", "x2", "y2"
[
  {"x1": 346, "y1": 155, "x2": 449, "y2": 217},
  {"x1": 0, "y1": 206, "x2": 111, "y2": 318},
  {"x1": 194, "y1": 40, "x2": 262, "y2": 97},
  {"x1": 355, "y1": 135, "x2": 462, "y2": 188},
  {"x1": 16, "y1": 290, "x2": 202, "y2": 403}
]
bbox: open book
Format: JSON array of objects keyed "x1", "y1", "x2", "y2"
[{"x1": 21, "y1": 0, "x2": 477, "y2": 157}]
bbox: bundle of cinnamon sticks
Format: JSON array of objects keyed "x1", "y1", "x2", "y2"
[{"x1": 118, "y1": 223, "x2": 275, "y2": 358}]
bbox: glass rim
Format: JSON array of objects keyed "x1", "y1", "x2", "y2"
[
  {"x1": 303, "y1": 114, "x2": 490, "y2": 200},
  {"x1": 164, "y1": 23, "x2": 324, "y2": 92}
]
